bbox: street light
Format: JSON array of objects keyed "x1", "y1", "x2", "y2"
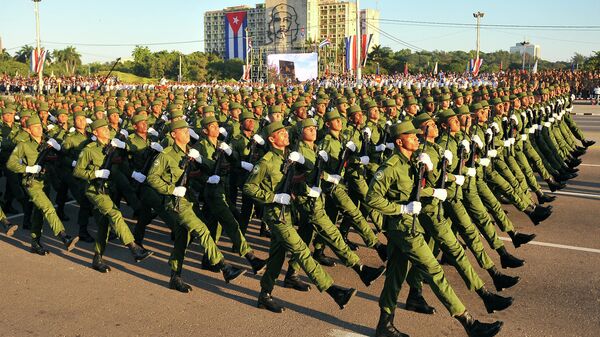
[
  {"x1": 519, "y1": 41, "x2": 530, "y2": 70},
  {"x1": 33, "y1": 0, "x2": 43, "y2": 95},
  {"x1": 473, "y1": 11, "x2": 484, "y2": 60}
]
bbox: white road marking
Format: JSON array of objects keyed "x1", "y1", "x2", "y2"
[
  {"x1": 499, "y1": 237, "x2": 600, "y2": 254},
  {"x1": 6, "y1": 200, "x2": 77, "y2": 220},
  {"x1": 329, "y1": 329, "x2": 369, "y2": 337},
  {"x1": 542, "y1": 189, "x2": 600, "y2": 199},
  {"x1": 580, "y1": 163, "x2": 600, "y2": 167}
]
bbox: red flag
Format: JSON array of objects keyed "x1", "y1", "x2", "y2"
[{"x1": 403, "y1": 63, "x2": 408, "y2": 76}]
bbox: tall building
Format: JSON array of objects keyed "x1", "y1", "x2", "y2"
[
  {"x1": 509, "y1": 42, "x2": 541, "y2": 59},
  {"x1": 361, "y1": 8, "x2": 380, "y2": 53},
  {"x1": 318, "y1": 0, "x2": 357, "y2": 49}
]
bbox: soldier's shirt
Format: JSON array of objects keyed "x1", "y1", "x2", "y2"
[
  {"x1": 73, "y1": 140, "x2": 111, "y2": 186},
  {"x1": 126, "y1": 132, "x2": 152, "y2": 172},
  {"x1": 146, "y1": 143, "x2": 188, "y2": 196},
  {"x1": 6, "y1": 133, "x2": 43, "y2": 176},
  {"x1": 61, "y1": 130, "x2": 92, "y2": 169},
  {"x1": 243, "y1": 148, "x2": 286, "y2": 206}
]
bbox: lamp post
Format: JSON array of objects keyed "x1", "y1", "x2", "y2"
[
  {"x1": 33, "y1": 0, "x2": 43, "y2": 94},
  {"x1": 472, "y1": 11, "x2": 484, "y2": 61},
  {"x1": 519, "y1": 41, "x2": 529, "y2": 70}
]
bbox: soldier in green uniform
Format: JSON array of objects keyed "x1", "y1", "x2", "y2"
[
  {"x1": 244, "y1": 121, "x2": 357, "y2": 313},
  {"x1": 1, "y1": 105, "x2": 24, "y2": 215},
  {"x1": 367, "y1": 121, "x2": 502, "y2": 337},
  {"x1": 7, "y1": 115, "x2": 79, "y2": 255},
  {"x1": 73, "y1": 119, "x2": 153, "y2": 272}
]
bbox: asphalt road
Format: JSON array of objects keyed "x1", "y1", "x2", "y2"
[{"x1": 1, "y1": 107, "x2": 599, "y2": 337}]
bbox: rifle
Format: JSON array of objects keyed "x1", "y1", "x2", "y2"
[
  {"x1": 359, "y1": 127, "x2": 370, "y2": 176},
  {"x1": 324, "y1": 126, "x2": 357, "y2": 194},
  {"x1": 174, "y1": 147, "x2": 193, "y2": 213},
  {"x1": 437, "y1": 127, "x2": 451, "y2": 221},
  {"x1": 24, "y1": 136, "x2": 55, "y2": 188},
  {"x1": 93, "y1": 132, "x2": 127, "y2": 194},
  {"x1": 275, "y1": 126, "x2": 301, "y2": 224},
  {"x1": 412, "y1": 125, "x2": 430, "y2": 236},
  {"x1": 379, "y1": 122, "x2": 391, "y2": 163}
]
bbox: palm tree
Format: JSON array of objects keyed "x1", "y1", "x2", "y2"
[
  {"x1": 13, "y1": 45, "x2": 34, "y2": 63},
  {"x1": 52, "y1": 46, "x2": 82, "y2": 75}
]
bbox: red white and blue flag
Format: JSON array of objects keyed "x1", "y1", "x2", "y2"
[
  {"x1": 30, "y1": 48, "x2": 47, "y2": 74},
  {"x1": 319, "y1": 38, "x2": 331, "y2": 49},
  {"x1": 345, "y1": 35, "x2": 358, "y2": 72},
  {"x1": 361, "y1": 34, "x2": 373, "y2": 66},
  {"x1": 470, "y1": 58, "x2": 483, "y2": 76},
  {"x1": 224, "y1": 11, "x2": 248, "y2": 61}
]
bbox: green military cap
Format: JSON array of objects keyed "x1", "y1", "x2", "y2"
[
  {"x1": 268, "y1": 105, "x2": 282, "y2": 114},
  {"x1": 204, "y1": 105, "x2": 215, "y2": 113},
  {"x1": 455, "y1": 105, "x2": 470, "y2": 115},
  {"x1": 470, "y1": 103, "x2": 483, "y2": 112},
  {"x1": 453, "y1": 91, "x2": 463, "y2": 99},
  {"x1": 347, "y1": 92, "x2": 356, "y2": 98},
  {"x1": 170, "y1": 119, "x2": 188, "y2": 132},
  {"x1": 90, "y1": 119, "x2": 108, "y2": 130},
  {"x1": 324, "y1": 108, "x2": 341, "y2": 122},
  {"x1": 291, "y1": 101, "x2": 307, "y2": 110},
  {"x1": 300, "y1": 117, "x2": 318, "y2": 129},
  {"x1": 436, "y1": 108, "x2": 456, "y2": 123},
  {"x1": 2, "y1": 106, "x2": 16, "y2": 114},
  {"x1": 56, "y1": 108, "x2": 68, "y2": 116},
  {"x1": 412, "y1": 113, "x2": 433, "y2": 128},
  {"x1": 316, "y1": 98, "x2": 327, "y2": 105},
  {"x1": 501, "y1": 95, "x2": 510, "y2": 103},
  {"x1": 174, "y1": 99, "x2": 184, "y2": 105},
  {"x1": 136, "y1": 106, "x2": 147, "y2": 113},
  {"x1": 152, "y1": 100, "x2": 162, "y2": 106},
  {"x1": 490, "y1": 97, "x2": 503, "y2": 105},
  {"x1": 252, "y1": 100, "x2": 263, "y2": 108},
  {"x1": 480, "y1": 100, "x2": 489, "y2": 108},
  {"x1": 218, "y1": 98, "x2": 229, "y2": 105},
  {"x1": 107, "y1": 107, "x2": 120, "y2": 116},
  {"x1": 337, "y1": 97, "x2": 348, "y2": 104},
  {"x1": 38, "y1": 102, "x2": 49, "y2": 111},
  {"x1": 265, "y1": 121, "x2": 285, "y2": 136},
  {"x1": 517, "y1": 92, "x2": 527, "y2": 98},
  {"x1": 201, "y1": 116, "x2": 218, "y2": 128},
  {"x1": 509, "y1": 94, "x2": 518, "y2": 101},
  {"x1": 230, "y1": 102, "x2": 243, "y2": 110},
  {"x1": 20, "y1": 110, "x2": 33, "y2": 118},
  {"x1": 422, "y1": 96, "x2": 435, "y2": 104},
  {"x1": 132, "y1": 114, "x2": 147, "y2": 124},
  {"x1": 73, "y1": 111, "x2": 86, "y2": 118},
  {"x1": 383, "y1": 99, "x2": 396, "y2": 108},
  {"x1": 240, "y1": 110, "x2": 256, "y2": 122},
  {"x1": 406, "y1": 97, "x2": 418, "y2": 106},
  {"x1": 283, "y1": 92, "x2": 292, "y2": 99},
  {"x1": 390, "y1": 121, "x2": 422, "y2": 138},
  {"x1": 364, "y1": 100, "x2": 378, "y2": 109},
  {"x1": 440, "y1": 94, "x2": 451, "y2": 101},
  {"x1": 125, "y1": 102, "x2": 134, "y2": 108},
  {"x1": 348, "y1": 104, "x2": 363, "y2": 116},
  {"x1": 26, "y1": 115, "x2": 41, "y2": 127},
  {"x1": 94, "y1": 106, "x2": 106, "y2": 113},
  {"x1": 170, "y1": 109, "x2": 184, "y2": 119}
]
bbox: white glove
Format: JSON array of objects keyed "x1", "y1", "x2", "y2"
[
  {"x1": 528, "y1": 127, "x2": 536, "y2": 134},
  {"x1": 25, "y1": 165, "x2": 42, "y2": 174},
  {"x1": 521, "y1": 134, "x2": 528, "y2": 141},
  {"x1": 288, "y1": 151, "x2": 305, "y2": 164},
  {"x1": 549, "y1": 117, "x2": 555, "y2": 123},
  {"x1": 510, "y1": 114, "x2": 519, "y2": 125},
  {"x1": 217, "y1": 142, "x2": 231, "y2": 156},
  {"x1": 207, "y1": 175, "x2": 221, "y2": 184},
  {"x1": 362, "y1": 127, "x2": 372, "y2": 139},
  {"x1": 86, "y1": 118, "x2": 93, "y2": 124},
  {"x1": 345, "y1": 141, "x2": 357, "y2": 152},
  {"x1": 94, "y1": 169, "x2": 110, "y2": 179},
  {"x1": 432, "y1": 189, "x2": 447, "y2": 201},
  {"x1": 460, "y1": 139, "x2": 471, "y2": 154},
  {"x1": 544, "y1": 122, "x2": 551, "y2": 128},
  {"x1": 454, "y1": 175, "x2": 465, "y2": 186},
  {"x1": 131, "y1": 171, "x2": 146, "y2": 183},
  {"x1": 273, "y1": 193, "x2": 291, "y2": 205},
  {"x1": 161, "y1": 114, "x2": 169, "y2": 121},
  {"x1": 252, "y1": 133, "x2": 265, "y2": 145},
  {"x1": 46, "y1": 138, "x2": 61, "y2": 151},
  {"x1": 503, "y1": 140, "x2": 511, "y2": 147},
  {"x1": 150, "y1": 142, "x2": 164, "y2": 152},
  {"x1": 325, "y1": 174, "x2": 341, "y2": 185},
  {"x1": 417, "y1": 153, "x2": 434, "y2": 171},
  {"x1": 241, "y1": 161, "x2": 254, "y2": 172},
  {"x1": 509, "y1": 137, "x2": 516, "y2": 145},
  {"x1": 400, "y1": 201, "x2": 421, "y2": 215},
  {"x1": 110, "y1": 138, "x2": 126, "y2": 149},
  {"x1": 119, "y1": 129, "x2": 129, "y2": 138},
  {"x1": 187, "y1": 148, "x2": 202, "y2": 163},
  {"x1": 479, "y1": 158, "x2": 490, "y2": 167},
  {"x1": 466, "y1": 167, "x2": 476, "y2": 177},
  {"x1": 148, "y1": 127, "x2": 159, "y2": 137},
  {"x1": 172, "y1": 186, "x2": 187, "y2": 197},
  {"x1": 375, "y1": 144, "x2": 386, "y2": 152},
  {"x1": 307, "y1": 186, "x2": 322, "y2": 198},
  {"x1": 47, "y1": 124, "x2": 55, "y2": 131},
  {"x1": 443, "y1": 150, "x2": 453, "y2": 163},
  {"x1": 359, "y1": 156, "x2": 370, "y2": 165},
  {"x1": 491, "y1": 122, "x2": 500, "y2": 133},
  {"x1": 472, "y1": 135, "x2": 483, "y2": 149},
  {"x1": 69, "y1": 127, "x2": 76, "y2": 133},
  {"x1": 386, "y1": 142, "x2": 395, "y2": 150},
  {"x1": 71, "y1": 160, "x2": 77, "y2": 167},
  {"x1": 219, "y1": 127, "x2": 228, "y2": 138},
  {"x1": 318, "y1": 150, "x2": 329, "y2": 162},
  {"x1": 488, "y1": 149, "x2": 498, "y2": 158},
  {"x1": 188, "y1": 128, "x2": 200, "y2": 140}
]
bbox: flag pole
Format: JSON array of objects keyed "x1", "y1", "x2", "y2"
[{"x1": 33, "y1": 0, "x2": 43, "y2": 94}]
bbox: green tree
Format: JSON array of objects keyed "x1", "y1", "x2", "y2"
[{"x1": 13, "y1": 45, "x2": 34, "y2": 63}]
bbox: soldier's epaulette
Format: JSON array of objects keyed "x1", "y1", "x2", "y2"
[
  {"x1": 385, "y1": 154, "x2": 400, "y2": 167},
  {"x1": 261, "y1": 151, "x2": 275, "y2": 162}
]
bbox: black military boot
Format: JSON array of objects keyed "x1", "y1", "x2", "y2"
[
  {"x1": 257, "y1": 289, "x2": 285, "y2": 313},
  {"x1": 169, "y1": 270, "x2": 192, "y2": 293},
  {"x1": 1, "y1": 218, "x2": 18, "y2": 237},
  {"x1": 201, "y1": 254, "x2": 222, "y2": 273},
  {"x1": 353, "y1": 264, "x2": 386, "y2": 287},
  {"x1": 496, "y1": 194, "x2": 511, "y2": 205},
  {"x1": 245, "y1": 252, "x2": 267, "y2": 275},
  {"x1": 476, "y1": 287, "x2": 513, "y2": 313},
  {"x1": 326, "y1": 284, "x2": 357, "y2": 309},
  {"x1": 58, "y1": 231, "x2": 79, "y2": 252},
  {"x1": 497, "y1": 246, "x2": 524, "y2": 269},
  {"x1": 545, "y1": 178, "x2": 566, "y2": 192},
  {"x1": 341, "y1": 231, "x2": 359, "y2": 251},
  {"x1": 566, "y1": 157, "x2": 581, "y2": 168},
  {"x1": 535, "y1": 190, "x2": 556, "y2": 204},
  {"x1": 92, "y1": 253, "x2": 111, "y2": 273},
  {"x1": 455, "y1": 311, "x2": 503, "y2": 337},
  {"x1": 375, "y1": 309, "x2": 409, "y2": 337},
  {"x1": 374, "y1": 242, "x2": 388, "y2": 262},
  {"x1": 313, "y1": 247, "x2": 336, "y2": 267},
  {"x1": 487, "y1": 266, "x2": 520, "y2": 291},
  {"x1": 524, "y1": 204, "x2": 552, "y2": 225},
  {"x1": 508, "y1": 230, "x2": 536, "y2": 248},
  {"x1": 127, "y1": 242, "x2": 153, "y2": 262},
  {"x1": 56, "y1": 207, "x2": 70, "y2": 221},
  {"x1": 78, "y1": 227, "x2": 95, "y2": 243},
  {"x1": 31, "y1": 238, "x2": 49, "y2": 256},
  {"x1": 217, "y1": 261, "x2": 245, "y2": 283},
  {"x1": 259, "y1": 222, "x2": 271, "y2": 238},
  {"x1": 582, "y1": 139, "x2": 596, "y2": 148},
  {"x1": 283, "y1": 268, "x2": 311, "y2": 292},
  {"x1": 405, "y1": 287, "x2": 436, "y2": 314}
]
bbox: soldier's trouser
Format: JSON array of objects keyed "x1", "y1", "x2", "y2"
[
  {"x1": 291, "y1": 195, "x2": 360, "y2": 270},
  {"x1": 484, "y1": 167, "x2": 530, "y2": 212},
  {"x1": 504, "y1": 150, "x2": 531, "y2": 194},
  {"x1": 2, "y1": 167, "x2": 24, "y2": 209},
  {"x1": 325, "y1": 183, "x2": 378, "y2": 248},
  {"x1": 167, "y1": 197, "x2": 224, "y2": 273},
  {"x1": 551, "y1": 126, "x2": 572, "y2": 157},
  {"x1": 134, "y1": 184, "x2": 177, "y2": 244},
  {"x1": 260, "y1": 204, "x2": 334, "y2": 293},
  {"x1": 110, "y1": 169, "x2": 141, "y2": 212},
  {"x1": 476, "y1": 178, "x2": 515, "y2": 233},
  {"x1": 86, "y1": 188, "x2": 135, "y2": 255},
  {"x1": 531, "y1": 135, "x2": 564, "y2": 174},
  {"x1": 523, "y1": 140, "x2": 555, "y2": 180},
  {"x1": 26, "y1": 180, "x2": 66, "y2": 240},
  {"x1": 66, "y1": 176, "x2": 92, "y2": 231},
  {"x1": 564, "y1": 113, "x2": 586, "y2": 141},
  {"x1": 345, "y1": 169, "x2": 385, "y2": 232},
  {"x1": 462, "y1": 184, "x2": 505, "y2": 250},
  {"x1": 380, "y1": 228, "x2": 466, "y2": 316},
  {"x1": 203, "y1": 183, "x2": 251, "y2": 257},
  {"x1": 444, "y1": 200, "x2": 495, "y2": 270},
  {"x1": 495, "y1": 156, "x2": 530, "y2": 202},
  {"x1": 512, "y1": 143, "x2": 542, "y2": 192},
  {"x1": 406, "y1": 205, "x2": 485, "y2": 292}
]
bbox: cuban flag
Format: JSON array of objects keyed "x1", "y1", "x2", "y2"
[
  {"x1": 345, "y1": 35, "x2": 358, "y2": 72},
  {"x1": 319, "y1": 38, "x2": 331, "y2": 49},
  {"x1": 224, "y1": 11, "x2": 248, "y2": 61},
  {"x1": 470, "y1": 58, "x2": 483, "y2": 76},
  {"x1": 30, "y1": 48, "x2": 47, "y2": 74},
  {"x1": 361, "y1": 34, "x2": 373, "y2": 66}
]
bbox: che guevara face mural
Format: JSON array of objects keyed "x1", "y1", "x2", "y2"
[{"x1": 266, "y1": 3, "x2": 300, "y2": 45}]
